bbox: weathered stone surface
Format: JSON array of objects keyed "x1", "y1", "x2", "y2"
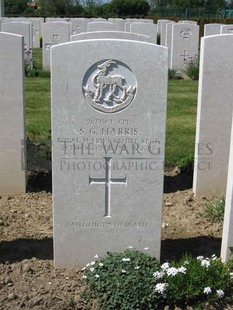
[
  {"x1": 170, "y1": 23, "x2": 199, "y2": 70},
  {"x1": 204, "y1": 23, "x2": 222, "y2": 36},
  {"x1": 0, "y1": 32, "x2": 26, "y2": 195},
  {"x1": 71, "y1": 31, "x2": 150, "y2": 42},
  {"x1": 42, "y1": 21, "x2": 71, "y2": 70},
  {"x1": 130, "y1": 22, "x2": 157, "y2": 44},
  {"x1": 51, "y1": 39, "x2": 168, "y2": 268},
  {"x1": 221, "y1": 116, "x2": 233, "y2": 262},
  {"x1": 193, "y1": 34, "x2": 233, "y2": 196}
]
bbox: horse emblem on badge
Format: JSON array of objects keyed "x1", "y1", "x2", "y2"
[{"x1": 83, "y1": 59, "x2": 137, "y2": 113}]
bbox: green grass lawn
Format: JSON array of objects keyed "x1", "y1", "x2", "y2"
[
  {"x1": 166, "y1": 79, "x2": 198, "y2": 164},
  {"x1": 26, "y1": 49, "x2": 198, "y2": 165}
]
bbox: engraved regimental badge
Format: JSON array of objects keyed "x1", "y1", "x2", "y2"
[
  {"x1": 83, "y1": 59, "x2": 137, "y2": 113},
  {"x1": 180, "y1": 28, "x2": 192, "y2": 39}
]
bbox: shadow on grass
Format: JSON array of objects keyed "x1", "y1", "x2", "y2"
[{"x1": 161, "y1": 236, "x2": 222, "y2": 262}]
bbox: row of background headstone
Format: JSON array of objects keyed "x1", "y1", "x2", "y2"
[
  {"x1": 1, "y1": 17, "x2": 233, "y2": 71},
  {"x1": 0, "y1": 17, "x2": 153, "y2": 47}
]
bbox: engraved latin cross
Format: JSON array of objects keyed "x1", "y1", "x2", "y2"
[{"x1": 89, "y1": 157, "x2": 127, "y2": 218}]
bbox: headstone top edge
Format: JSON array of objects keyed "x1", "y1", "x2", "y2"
[
  {"x1": 44, "y1": 21, "x2": 72, "y2": 24},
  {"x1": 2, "y1": 21, "x2": 32, "y2": 25},
  {"x1": 0, "y1": 32, "x2": 24, "y2": 39},
  {"x1": 51, "y1": 38, "x2": 166, "y2": 50},
  {"x1": 71, "y1": 31, "x2": 151, "y2": 40},
  {"x1": 202, "y1": 33, "x2": 233, "y2": 42}
]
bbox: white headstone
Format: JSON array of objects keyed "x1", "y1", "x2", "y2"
[
  {"x1": 160, "y1": 20, "x2": 175, "y2": 46},
  {"x1": 1, "y1": 21, "x2": 33, "y2": 58},
  {"x1": 0, "y1": 32, "x2": 26, "y2": 195},
  {"x1": 178, "y1": 20, "x2": 197, "y2": 24},
  {"x1": 124, "y1": 22, "x2": 132, "y2": 32},
  {"x1": 221, "y1": 115, "x2": 233, "y2": 262},
  {"x1": 46, "y1": 17, "x2": 65, "y2": 23},
  {"x1": 42, "y1": 21, "x2": 71, "y2": 70},
  {"x1": 108, "y1": 18, "x2": 126, "y2": 31},
  {"x1": 87, "y1": 21, "x2": 115, "y2": 32},
  {"x1": 204, "y1": 23, "x2": 222, "y2": 36},
  {"x1": 130, "y1": 22, "x2": 157, "y2": 44},
  {"x1": 165, "y1": 22, "x2": 176, "y2": 68},
  {"x1": 221, "y1": 25, "x2": 233, "y2": 34},
  {"x1": 157, "y1": 19, "x2": 170, "y2": 35},
  {"x1": 29, "y1": 18, "x2": 42, "y2": 48},
  {"x1": 193, "y1": 34, "x2": 233, "y2": 196},
  {"x1": 52, "y1": 39, "x2": 168, "y2": 268},
  {"x1": 170, "y1": 23, "x2": 199, "y2": 70},
  {"x1": 142, "y1": 19, "x2": 154, "y2": 23},
  {"x1": 70, "y1": 18, "x2": 88, "y2": 34},
  {"x1": 3, "y1": 17, "x2": 43, "y2": 48},
  {"x1": 71, "y1": 31, "x2": 150, "y2": 42}
]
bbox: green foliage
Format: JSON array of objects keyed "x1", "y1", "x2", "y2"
[
  {"x1": 83, "y1": 251, "x2": 233, "y2": 309},
  {"x1": 168, "y1": 68, "x2": 181, "y2": 80},
  {"x1": 5, "y1": 0, "x2": 29, "y2": 15},
  {"x1": 67, "y1": 298, "x2": 77, "y2": 308},
  {"x1": 84, "y1": 249, "x2": 160, "y2": 309},
  {"x1": 37, "y1": 0, "x2": 84, "y2": 16},
  {"x1": 38, "y1": 70, "x2": 51, "y2": 78},
  {"x1": 25, "y1": 49, "x2": 51, "y2": 78},
  {"x1": 200, "y1": 197, "x2": 225, "y2": 222},
  {"x1": 176, "y1": 153, "x2": 194, "y2": 174},
  {"x1": 184, "y1": 57, "x2": 199, "y2": 80},
  {"x1": 108, "y1": 0, "x2": 150, "y2": 16},
  {"x1": 25, "y1": 60, "x2": 39, "y2": 77},
  {"x1": 156, "y1": 255, "x2": 232, "y2": 307}
]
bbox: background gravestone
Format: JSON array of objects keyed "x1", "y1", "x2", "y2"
[
  {"x1": 42, "y1": 21, "x2": 71, "y2": 70},
  {"x1": 29, "y1": 18, "x2": 42, "y2": 48},
  {"x1": 204, "y1": 23, "x2": 222, "y2": 36},
  {"x1": 221, "y1": 115, "x2": 233, "y2": 262},
  {"x1": 130, "y1": 22, "x2": 157, "y2": 44},
  {"x1": 0, "y1": 32, "x2": 26, "y2": 195},
  {"x1": 1, "y1": 21, "x2": 33, "y2": 60},
  {"x1": 165, "y1": 22, "x2": 176, "y2": 68},
  {"x1": 71, "y1": 31, "x2": 150, "y2": 42},
  {"x1": 193, "y1": 34, "x2": 233, "y2": 196},
  {"x1": 70, "y1": 18, "x2": 88, "y2": 34},
  {"x1": 221, "y1": 25, "x2": 233, "y2": 34},
  {"x1": 87, "y1": 21, "x2": 115, "y2": 32},
  {"x1": 178, "y1": 20, "x2": 197, "y2": 24},
  {"x1": 108, "y1": 18, "x2": 126, "y2": 31},
  {"x1": 160, "y1": 20, "x2": 174, "y2": 46},
  {"x1": 170, "y1": 23, "x2": 199, "y2": 71},
  {"x1": 52, "y1": 39, "x2": 168, "y2": 268}
]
